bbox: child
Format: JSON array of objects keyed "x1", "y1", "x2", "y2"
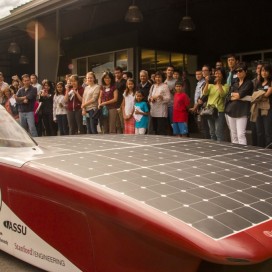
[
  {"x1": 134, "y1": 90, "x2": 149, "y2": 135},
  {"x1": 172, "y1": 81, "x2": 190, "y2": 137},
  {"x1": 123, "y1": 79, "x2": 136, "y2": 134},
  {"x1": 53, "y1": 82, "x2": 68, "y2": 135}
]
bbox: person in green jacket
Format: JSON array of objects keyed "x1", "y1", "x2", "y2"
[{"x1": 202, "y1": 67, "x2": 229, "y2": 142}]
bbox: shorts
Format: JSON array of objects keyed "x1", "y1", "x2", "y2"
[
  {"x1": 135, "y1": 128, "x2": 146, "y2": 135},
  {"x1": 172, "y1": 122, "x2": 188, "y2": 135}
]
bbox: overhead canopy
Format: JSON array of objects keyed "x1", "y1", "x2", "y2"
[{"x1": 0, "y1": 0, "x2": 271, "y2": 78}]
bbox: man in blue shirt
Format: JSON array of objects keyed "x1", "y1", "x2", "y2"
[{"x1": 14, "y1": 74, "x2": 38, "y2": 137}]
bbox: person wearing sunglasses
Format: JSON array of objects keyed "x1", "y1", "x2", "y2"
[{"x1": 225, "y1": 62, "x2": 253, "y2": 145}]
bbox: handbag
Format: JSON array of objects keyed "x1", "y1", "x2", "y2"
[
  {"x1": 200, "y1": 93, "x2": 220, "y2": 117},
  {"x1": 199, "y1": 105, "x2": 218, "y2": 117},
  {"x1": 102, "y1": 105, "x2": 109, "y2": 117}
]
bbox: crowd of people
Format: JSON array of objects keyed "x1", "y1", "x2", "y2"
[
  {"x1": 190, "y1": 55, "x2": 272, "y2": 148},
  {"x1": 0, "y1": 56, "x2": 271, "y2": 148}
]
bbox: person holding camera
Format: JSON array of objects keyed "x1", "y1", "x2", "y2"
[
  {"x1": 202, "y1": 67, "x2": 229, "y2": 142},
  {"x1": 64, "y1": 74, "x2": 84, "y2": 135}
]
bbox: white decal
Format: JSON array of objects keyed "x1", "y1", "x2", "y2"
[
  {"x1": 0, "y1": 201, "x2": 81, "y2": 272},
  {"x1": 263, "y1": 230, "x2": 272, "y2": 238}
]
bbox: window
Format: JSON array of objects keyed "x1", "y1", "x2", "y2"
[
  {"x1": 77, "y1": 58, "x2": 87, "y2": 76},
  {"x1": 171, "y1": 53, "x2": 183, "y2": 71},
  {"x1": 74, "y1": 50, "x2": 128, "y2": 83},
  {"x1": 115, "y1": 50, "x2": 128, "y2": 71},
  {"x1": 88, "y1": 53, "x2": 114, "y2": 84},
  {"x1": 264, "y1": 52, "x2": 272, "y2": 64},
  {"x1": 156, "y1": 51, "x2": 170, "y2": 71},
  {"x1": 141, "y1": 49, "x2": 156, "y2": 72},
  {"x1": 140, "y1": 49, "x2": 195, "y2": 74}
]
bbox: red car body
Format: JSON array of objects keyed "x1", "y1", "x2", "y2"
[{"x1": 0, "y1": 106, "x2": 272, "y2": 271}]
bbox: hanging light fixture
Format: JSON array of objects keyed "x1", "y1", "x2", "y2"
[
  {"x1": 125, "y1": 0, "x2": 143, "y2": 23},
  {"x1": 179, "y1": 0, "x2": 195, "y2": 31},
  {"x1": 8, "y1": 42, "x2": 21, "y2": 54},
  {"x1": 19, "y1": 55, "x2": 29, "y2": 65}
]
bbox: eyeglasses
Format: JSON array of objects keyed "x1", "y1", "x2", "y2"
[{"x1": 235, "y1": 69, "x2": 244, "y2": 73}]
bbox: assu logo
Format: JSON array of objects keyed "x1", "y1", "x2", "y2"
[{"x1": 3, "y1": 221, "x2": 27, "y2": 235}]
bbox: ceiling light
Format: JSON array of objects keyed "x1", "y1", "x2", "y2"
[
  {"x1": 179, "y1": 0, "x2": 195, "y2": 31},
  {"x1": 19, "y1": 55, "x2": 29, "y2": 65},
  {"x1": 8, "y1": 42, "x2": 21, "y2": 54},
  {"x1": 125, "y1": 1, "x2": 143, "y2": 23}
]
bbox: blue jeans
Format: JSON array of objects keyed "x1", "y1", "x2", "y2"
[
  {"x1": 207, "y1": 112, "x2": 225, "y2": 142},
  {"x1": 19, "y1": 111, "x2": 38, "y2": 137},
  {"x1": 56, "y1": 114, "x2": 68, "y2": 135},
  {"x1": 256, "y1": 109, "x2": 272, "y2": 148},
  {"x1": 168, "y1": 106, "x2": 173, "y2": 124},
  {"x1": 86, "y1": 109, "x2": 98, "y2": 134}
]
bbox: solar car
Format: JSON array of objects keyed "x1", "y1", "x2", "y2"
[{"x1": 0, "y1": 105, "x2": 272, "y2": 272}]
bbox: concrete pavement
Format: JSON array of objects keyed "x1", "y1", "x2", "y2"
[{"x1": 0, "y1": 250, "x2": 45, "y2": 271}]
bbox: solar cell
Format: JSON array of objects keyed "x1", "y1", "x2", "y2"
[{"x1": 34, "y1": 135, "x2": 272, "y2": 240}]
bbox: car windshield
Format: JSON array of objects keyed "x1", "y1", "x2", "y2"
[{"x1": 0, "y1": 106, "x2": 37, "y2": 148}]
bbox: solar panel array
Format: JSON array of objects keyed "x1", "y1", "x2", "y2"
[{"x1": 35, "y1": 135, "x2": 272, "y2": 240}]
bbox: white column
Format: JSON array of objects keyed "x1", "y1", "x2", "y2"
[{"x1": 35, "y1": 20, "x2": 39, "y2": 76}]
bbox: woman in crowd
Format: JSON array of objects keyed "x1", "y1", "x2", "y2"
[
  {"x1": 65, "y1": 74, "x2": 84, "y2": 135},
  {"x1": 81, "y1": 72, "x2": 100, "y2": 134},
  {"x1": 202, "y1": 67, "x2": 229, "y2": 142},
  {"x1": 10, "y1": 79, "x2": 20, "y2": 94},
  {"x1": 122, "y1": 78, "x2": 136, "y2": 134},
  {"x1": 98, "y1": 72, "x2": 118, "y2": 134},
  {"x1": 252, "y1": 64, "x2": 272, "y2": 147},
  {"x1": 39, "y1": 80, "x2": 56, "y2": 136},
  {"x1": 148, "y1": 71, "x2": 170, "y2": 135},
  {"x1": 53, "y1": 82, "x2": 68, "y2": 135},
  {"x1": 225, "y1": 62, "x2": 253, "y2": 145},
  {"x1": 251, "y1": 62, "x2": 263, "y2": 146},
  {"x1": 2, "y1": 86, "x2": 19, "y2": 120}
]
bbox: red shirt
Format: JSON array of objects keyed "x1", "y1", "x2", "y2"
[
  {"x1": 173, "y1": 92, "x2": 190, "y2": 123},
  {"x1": 100, "y1": 85, "x2": 117, "y2": 109},
  {"x1": 67, "y1": 86, "x2": 84, "y2": 111}
]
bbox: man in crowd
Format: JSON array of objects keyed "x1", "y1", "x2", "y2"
[
  {"x1": 138, "y1": 70, "x2": 152, "y2": 103},
  {"x1": 14, "y1": 74, "x2": 38, "y2": 137},
  {"x1": 189, "y1": 69, "x2": 209, "y2": 138},
  {"x1": 226, "y1": 54, "x2": 239, "y2": 85},
  {"x1": 114, "y1": 66, "x2": 126, "y2": 133},
  {"x1": 215, "y1": 61, "x2": 223, "y2": 69},
  {"x1": 164, "y1": 65, "x2": 177, "y2": 128}
]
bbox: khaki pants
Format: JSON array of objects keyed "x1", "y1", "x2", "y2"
[
  {"x1": 116, "y1": 108, "x2": 124, "y2": 134},
  {"x1": 101, "y1": 108, "x2": 118, "y2": 134}
]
